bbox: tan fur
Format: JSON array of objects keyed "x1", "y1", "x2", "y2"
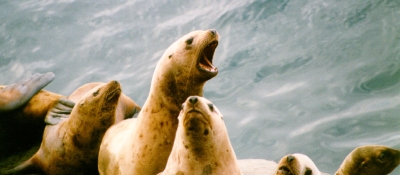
[
  {"x1": 68, "y1": 82, "x2": 140, "y2": 122},
  {"x1": 276, "y1": 153, "x2": 321, "y2": 175},
  {"x1": 99, "y1": 29, "x2": 220, "y2": 175},
  {"x1": 335, "y1": 145, "x2": 400, "y2": 175},
  {"x1": 159, "y1": 96, "x2": 242, "y2": 175},
  {"x1": 7, "y1": 81, "x2": 125, "y2": 175}
]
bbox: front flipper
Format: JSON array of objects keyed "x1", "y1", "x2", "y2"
[
  {"x1": 44, "y1": 98, "x2": 75, "y2": 125},
  {"x1": 3, "y1": 157, "x2": 42, "y2": 175},
  {"x1": 0, "y1": 72, "x2": 55, "y2": 112}
]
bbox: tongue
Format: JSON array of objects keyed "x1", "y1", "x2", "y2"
[
  {"x1": 199, "y1": 54, "x2": 213, "y2": 71},
  {"x1": 203, "y1": 54, "x2": 212, "y2": 66}
]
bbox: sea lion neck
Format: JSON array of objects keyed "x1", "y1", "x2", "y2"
[{"x1": 145, "y1": 69, "x2": 205, "y2": 116}]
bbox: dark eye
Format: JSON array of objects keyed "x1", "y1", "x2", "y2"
[
  {"x1": 379, "y1": 153, "x2": 386, "y2": 161},
  {"x1": 93, "y1": 90, "x2": 99, "y2": 97},
  {"x1": 208, "y1": 103, "x2": 214, "y2": 111},
  {"x1": 305, "y1": 168, "x2": 312, "y2": 175},
  {"x1": 185, "y1": 37, "x2": 193, "y2": 45}
]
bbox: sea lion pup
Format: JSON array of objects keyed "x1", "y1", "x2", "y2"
[
  {"x1": 99, "y1": 29, "x2": 219, "y2": 175},
  {"x1": 335, "y1": 145, "x2": 400, "y2": 175},
  {"x1": 158, "y1": 96, "x2": 242, "y2": 175},
  {"x1": 5, "y1": 80, "x2": 124, "y2": 175},
  {"x1": 276, "y1": 153, "x2": 321, "y2": 175},
  {"x1": 0, "y1": 72, "x2": 65, "y2": 156},
  {"x1": 45, "y1": 82, "x2": 140, "y2": 125}
]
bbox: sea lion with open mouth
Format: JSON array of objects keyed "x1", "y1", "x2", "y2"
[{"x1": 98, "y1": 29, "x2": 220, "y2": 175}]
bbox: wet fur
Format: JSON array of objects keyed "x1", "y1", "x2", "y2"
[
  {"x1": 335, "y1": 145, "x2": 400, "y2": 175},
  {"x1": 159, "y1": 96, "x2": 242, "y2": 175},
  {"x1": 6, "y1": 81, "x2": 122, "y2": 175},
  {"x1": 99, "y1": 29, "x2": 219, "y2": 175}
]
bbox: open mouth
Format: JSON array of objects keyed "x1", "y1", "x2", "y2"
[
  {"x1": 278, "y1": 166, "x2": 292, "y2": 175},
  {"x1": 198, "y1": 40, "x2": 218, "y2": 73},
  {"x1": 106, "y1": 88, "x2": 121, "y2": 101}
]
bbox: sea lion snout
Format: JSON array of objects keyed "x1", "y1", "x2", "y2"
[
  {"x1": 287, "y1": 155, "x2": 295, "y2": 163},
  {"x1": 188, "y1": 96, "x2": 198, "y2": 104},
  {"x1": 209, "y1": 29, "x2": 217, "y2": 36}
]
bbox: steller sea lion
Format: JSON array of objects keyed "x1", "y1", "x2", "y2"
[
  {"x1": 98, "y1": 29, "x2": 220, "y2": 175},
  {"x1": 0, "y1": 72, "x2": 56, "y2": 112},
  {"x1": 5, "y1": 80, "x2": 128, "y2": 175},
  {"x1": 0, "y1": 72, "x2": 64, "y2": 158},
  {"x1": 335, "y1": 145, "x2": 400, "y2": 175},
  {"x1": 158, "y1": 96, "x2": 242, "y2": 175},
  {"x1": 276, "y1": 153, "x2": 321, "y2": 175},
  {"x1": 45, "y1": 82, "x2": 140, "y2": 125}
]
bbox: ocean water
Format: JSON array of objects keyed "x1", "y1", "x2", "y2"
[{"x1": 1, "y1": 0, "x2": 400, "y2": 174}]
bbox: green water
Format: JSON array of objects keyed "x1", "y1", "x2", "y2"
[{"x1": 1, "y1": 0, "x2": 400, "y2": 174}]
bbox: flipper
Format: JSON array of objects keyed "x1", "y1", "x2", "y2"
[
  {"x1": 0, "y1": 72, "x2": 55, "y2": 112},
  {"x1": 44, "y1": 98, "x2": 75, "y2": 125},
  {"x1": 3, "y1": 157, "x2": 42, "y2": 175}
]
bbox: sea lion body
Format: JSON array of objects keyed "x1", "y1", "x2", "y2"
[
  {"x1": 276, "y1": 153, "x2": 321, "y2": 175},
  {"x1": 6, "y1": 81, "x2": 124, "y2": 175},
  {"x1": 159, "y1": 96, "x2": 242, "y2": 175},
  {"x1": 0, "y1": 73, "x2": 63, "y2": 156},
  {"x1": 335, "y1": 145, "x2": 400, "y2": 175},
  {"x1": 99, "y1": 29, "x2": 220, "y2": 175}
]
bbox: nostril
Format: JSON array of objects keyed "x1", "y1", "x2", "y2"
[
  {"x1": 189, "y1": 96, "x2": 198, "y2": 104},
  {"x1": 209, "y1": 29, "x2": 217, "y2": 36},
  {"x1": 287, "y1": 155, "x2": 295, "y2": 162}
]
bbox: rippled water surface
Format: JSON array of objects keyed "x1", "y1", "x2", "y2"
[{"x1": 1, "y1": 0, "x2": 400, "y2": 174}]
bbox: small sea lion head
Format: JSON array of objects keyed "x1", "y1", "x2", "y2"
[
  {"x1": 77, "y1": 80, "x2": 121, "y2": 117},
  {"x1": 179, "y1": 96, "x2": 223, "y2": 142},
  {"x1": 276, "y1": 153, "x2": 321, "y2": 175},
  {"x1": 337, "y1": 145, "x2": 400, "y2": 175}
]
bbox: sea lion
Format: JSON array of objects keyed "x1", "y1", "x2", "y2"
[
  {"x1": 0, "y1": 72, "x2": 65, "y2": 157},
  {"x1": 5, "y1": 80, "x2": 126, "y2": 175},
  {"x1": 158, "y1": 96, "x2": 242, "y2": 175},
  {"x1": 98, "y1": 29, "x2": 220, "y2": 175},
  {"x1": 335, "y1": 145, "x2": 400, "y2": 175},
  {"x1": 45, "y1": 82, "x2": 140, "y2": 125},
  {"x1": 0, "y1": 72, "x2": 55, "y2": 112},
  {"x1": 276, "y1": 153, "x2": 321, "y2": 175}
]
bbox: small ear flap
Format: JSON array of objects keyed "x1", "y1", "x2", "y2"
[
  {"x1": 305, "y1": 167, "x2": 312, "y2": 175},
  {"x1": 44, "y1": 98, "x2": 75, "y2": 125}
]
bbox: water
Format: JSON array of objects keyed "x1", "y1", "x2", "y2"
[{"x1": 1, "y1": 0, "x2": 400, "y2": 174}]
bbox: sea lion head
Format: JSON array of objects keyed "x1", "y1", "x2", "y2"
[
  {"x1": 160, "y1": 96, "x2": 240, "y2": 175},
  {"x1": 276, "y1": 153, "x2": 321, "y2": 175},
  {"x1": 160, "y1": 29, "x2": 219, "y2": 82},
  {"x1": 70, "y1": 80, "x2": 122, "y2": 148},
  {"x1": 336, "y1": 145, "x2": 400, "y2": 175},
  {"x1": 76, "y1": 81, "x2": 122, "y2": 118},
  {"x1": 178, "y1": 96, "x2": 223, "y2": 154}
]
